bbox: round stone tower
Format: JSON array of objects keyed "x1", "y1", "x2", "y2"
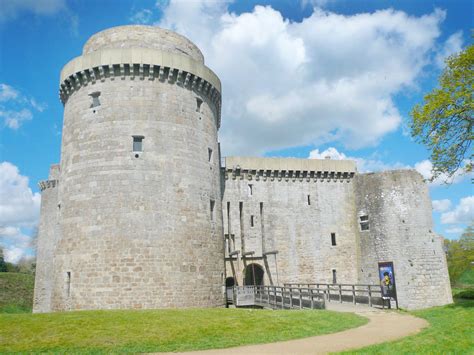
[{"x1": 50, "y1": 25, "x2": 224, "y2": 310}]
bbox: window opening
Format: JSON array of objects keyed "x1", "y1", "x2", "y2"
[
  {"x1": 89, "y1": 91, "x2": 101, "y2": 108},
  {"x1": 360, "y1": 215, "x2": 369, "y2": 231},
  {"x1": 196, "y1": 97, "x2": 203, "y2": 112},
  {"x1": 210, "y1": 199, "x2": 215, "y2": 221},
  {"x1": 66, "y1": 271, "x2": 71, "y2": 297},
  {"x1": 307, "y1": 195, "x2": 311, "y2": 205},
  {"x1": 208, "y1": 148, "x2": 213, "y2": 162},
  {"x1": 248, "y1": 184, "x2": 253, "y2": 196},
  {"x1": 332, "y1": 269, "x2": 337, "y2": 284},
  {"x1": 132, "y1": 135, "x2": 144, "y2": 152},
  {"x1": 251, "y1": 215, "x2": 254, "y2": 227},
  {"x1": 331, "y1": 233, "x2": 336, "y2": 246}
]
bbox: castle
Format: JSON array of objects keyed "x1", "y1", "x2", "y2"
[{"x1": 33, "y1": 25, "x2": 452, "y2": 312}]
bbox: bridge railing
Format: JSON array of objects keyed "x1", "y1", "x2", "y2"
[{"x1": 283, "y1": 283, "x2": 386, "y2": 308}]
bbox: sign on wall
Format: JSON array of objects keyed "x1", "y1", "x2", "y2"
[{"x1": 378, "y1": 262, "x2": 398, "y2": 302}]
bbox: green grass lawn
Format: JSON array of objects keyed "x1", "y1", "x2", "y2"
[
  {"x1": 0, "y1": 272, "x2": 34, "y2": 313},
  {"x1": 0, "y1": 308, "x2": 367, "y2": 353},
  {"x1": 342, "y1": 299, "x2": 474, "y2": 354}
]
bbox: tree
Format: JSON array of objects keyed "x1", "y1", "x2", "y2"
[
  {"x1": 411, "y1": 43, "x2": 473, "y2": 182},
  {"x1": 0, "y1": 248, "x2": 7, "y2": 272},
  {"x1": 444, "y1": 224, "x2": 474, "y2": 285}
]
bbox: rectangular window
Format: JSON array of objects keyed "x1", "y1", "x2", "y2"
[
  {"x1": 360, "y1": 215, "x2": 369, "y2": 231},
  {"x1": 331, "y1": 233, "x2": 336, "y2": 246},
  {"x1": 250, "y1": 215, "x2": 254, "y2": 227},
  {"x1": 248, "y1": 184, "x2": 253, "y2": 196},
  {"x1": 307, "y1": 195, "x2": 311, "y2": 205},
  {"x1": 208, "y1": 148, "x2": 213, "y2": 162},
  {"x1": 132, "y1": 135, "x2": 144, "y2": 152},
  {"x1": 196, "y1": 97, "x2": 203, "y2": 112},
  {"x1": 210, "y1": 200, "x2": 215, "y2": 221},
  {"x1": 66, "y1": 271, "x2": 71, "y2": 297},
  {"x1": 332, "y1": 269, "x2": 337, "y2": 284}
]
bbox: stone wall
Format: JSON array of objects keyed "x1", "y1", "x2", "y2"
[
  {"x1": 354, "y1": 170, "x2": 453, "y2": 309},
  {"x1": 222, "y1": 157, "x2": 359, "y2": 287},
  {"x1": 33, "y1": 164, "x2": 60, "y2": 313},
  {"x1": 36, "y1": 26, "x2": 225, "y2": 312}
]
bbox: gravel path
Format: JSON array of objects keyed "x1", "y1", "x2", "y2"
[{"x1": 163, "y1": 304, "x2": 428, "y2": 354}]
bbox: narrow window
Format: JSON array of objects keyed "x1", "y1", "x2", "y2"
[
  {"x1": 66, "y1": 271, "x2": 71, "y2": 297},
  {"x1": 307, "y1": 195, "x2": 311, "y2": 205},
  {"x1": 332, "y1": 269, "x2": 337, "y2": 284},
  {"x1": 248, "y1": 184, "x2": 253, "y2": 196},
  {"x1": 210, "y1": 199, "x2": 215, "y2": 221},
  {"x1": 132, "y1": 135, "x2": 144, "y2": 152},
  {"x1": 250, "y1": 215, "x2": 254, "y2": 227},
  {"x1": 196, "y1": 97, "x2": 203, "y2": 112},
  {"x1": 89, "y1": 91, "x2": 101, "y2": 108},
  {"x1": 360, "y1": 215, "x2": 369, "y2": 231},
  {"x1": 331, "y1": 233, "x2": 336, "y2": 246},
  {"x1": 208, "y1": 148, "x2": 213, "y2": 162}
]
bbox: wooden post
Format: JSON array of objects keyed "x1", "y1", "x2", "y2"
[
  {"x1": 290, "y1": 287, "x2": 293, "y2": 308},
  {"x1": 339, "y1": 284, "x2": 342, "y2": 303},
  {"x1": 281, "y1": 287, "x2": 284, "y2": 309},
  {"x1": 352, "y1": 285, "x2": 356, "y2": 305},
  {"x1": 327, "y1": 284, "x2": 330, "y2": 302},
  {"x1": 310, "y1": 289, "x2": 314, "y2": 309},
  {"x1": 299, "y1": 288, "x2": 303, "y2": 309}
]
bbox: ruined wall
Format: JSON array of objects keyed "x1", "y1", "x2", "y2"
[
  {"x1": 38, "y1": 25, "x2": 224, "y2": 311},
  {"x1": 223, "y1": 157, "x2": 358, "y2": 287},
  {"x1": 33, "y1": 165, "x2": 60, "y2": 313},
  {"x1": 354, "y1": 170, "x2": 452, "y2": 309}
]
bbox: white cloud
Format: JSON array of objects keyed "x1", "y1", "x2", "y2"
[
  {"x1": 441, "y1": 196, "x2": 474, "y2": 224},
  {"x1": 0, "y1": 162, "x2": 41, "y2": 228},
  {"x1": 444, "y1": 226, "x2": 464, "y2": 235},
  {"x1": 0, "y1": 108, "x2": 33, "y2": 129},
  {"x1": 0, "y1": 83, "x2": 45, "y2": 130},
  {"x1": 156, "y1": 3, "x2": 445, "y2": 155},
  {"x1": 414, "y1": 159, "x2": 471, "y2": 186},
  {"x1": 0, "y1": 84, "x2": 19, "y2": 101},
  {"x1": 432, "y1": 199, "x2": 452, "y2": 213},
  {"x1": 0, "y1": 162, "x2": 39, "y2": 263},
  {"x1": 308, "y1": 147, "x2": 408, "y2": 173},
  {"x1": 130, "y1": 9, "x2": 154, "y2": 24},
  {"x1": 435, "y1": 31, "x2": 463, "y2": 68},
  {"x1": 0, "y1": 0, "x2": 66, "y2": 23}
]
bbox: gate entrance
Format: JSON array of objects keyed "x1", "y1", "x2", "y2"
[{"x1": 244, "y1": 263, "x2": 264, "y2": 286}]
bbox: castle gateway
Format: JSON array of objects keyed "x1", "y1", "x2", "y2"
[{"x1": 33, "y1": 25, "x2": 452, "y2": 312}]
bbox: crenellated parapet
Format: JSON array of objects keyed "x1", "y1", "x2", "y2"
[
  {"x1": 39, "y1": 179, "x2": 59, "y2": 191},
  {"x1": 223, "y1": 156, "x2": 357, "y2": 182},
  {"x1": 59, "y1": 48, "x2": 222, "y2": 126}
]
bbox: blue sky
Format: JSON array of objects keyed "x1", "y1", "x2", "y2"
[{"x1": 0, "y1": 0, "x2": 472, "y2": 262}]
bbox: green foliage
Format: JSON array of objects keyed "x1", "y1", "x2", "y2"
[
  {"x1": 0, "y1": 308, "x2": 366, "y2": 353},
  {"x1": 458, "y1": 267, "x2": 474, "y2": 285},
  {"x1": 454, "y1": 288, "x2": 474, "y2": 300},
  {"x1": 343, "y1": 299, "x2": 474, "y2": 354},
  {"x1": 0, "y1": 273, "x2": 35, "y2": 313},
  {"x1": 410, "y1": 43, "x2": 473, "y2": 181},
  {"x1": 444, "y1": 224, "x2": 474, "y2": 285},
  {"x1": 0, "y1": 248, "x2": 7, "y2": 272}
]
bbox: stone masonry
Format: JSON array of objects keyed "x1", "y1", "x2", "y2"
[{"x1": 34, "y1": 25, "x2": 452, "y2": 312}]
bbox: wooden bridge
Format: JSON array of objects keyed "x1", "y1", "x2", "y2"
[{"x1": 226, "y1": 283, "x2": 395, "y2": 310}]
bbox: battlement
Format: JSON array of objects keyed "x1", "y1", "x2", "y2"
[
  {"x1": 39, "y1": 179, "x2": 58, "y2": 191},
  {"x1": 59, "y1": 48, "x2": 221, "y2": 126},
  {"x1": 223, "y1": 156, "x2": 356, "y2": 182}
]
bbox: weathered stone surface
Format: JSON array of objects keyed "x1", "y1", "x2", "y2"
[{"x1": 34, "y1": 25, "x2": 452, "y2": 313}]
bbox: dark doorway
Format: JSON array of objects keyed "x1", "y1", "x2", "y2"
[
  {"x1": 225, "y1": 277, "x2": 235, "y2": 287},
  {"x1": 244, "y1": 263, "x2": 264, "y2": 286}
]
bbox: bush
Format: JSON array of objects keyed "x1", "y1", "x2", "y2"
[{"x1": 454, "y1": 288, "x2": 474, "y2": 300}]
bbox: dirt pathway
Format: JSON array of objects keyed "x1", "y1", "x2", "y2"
[{"x1": 163, "y1": 304, "x2": 428, "y2": 354}]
